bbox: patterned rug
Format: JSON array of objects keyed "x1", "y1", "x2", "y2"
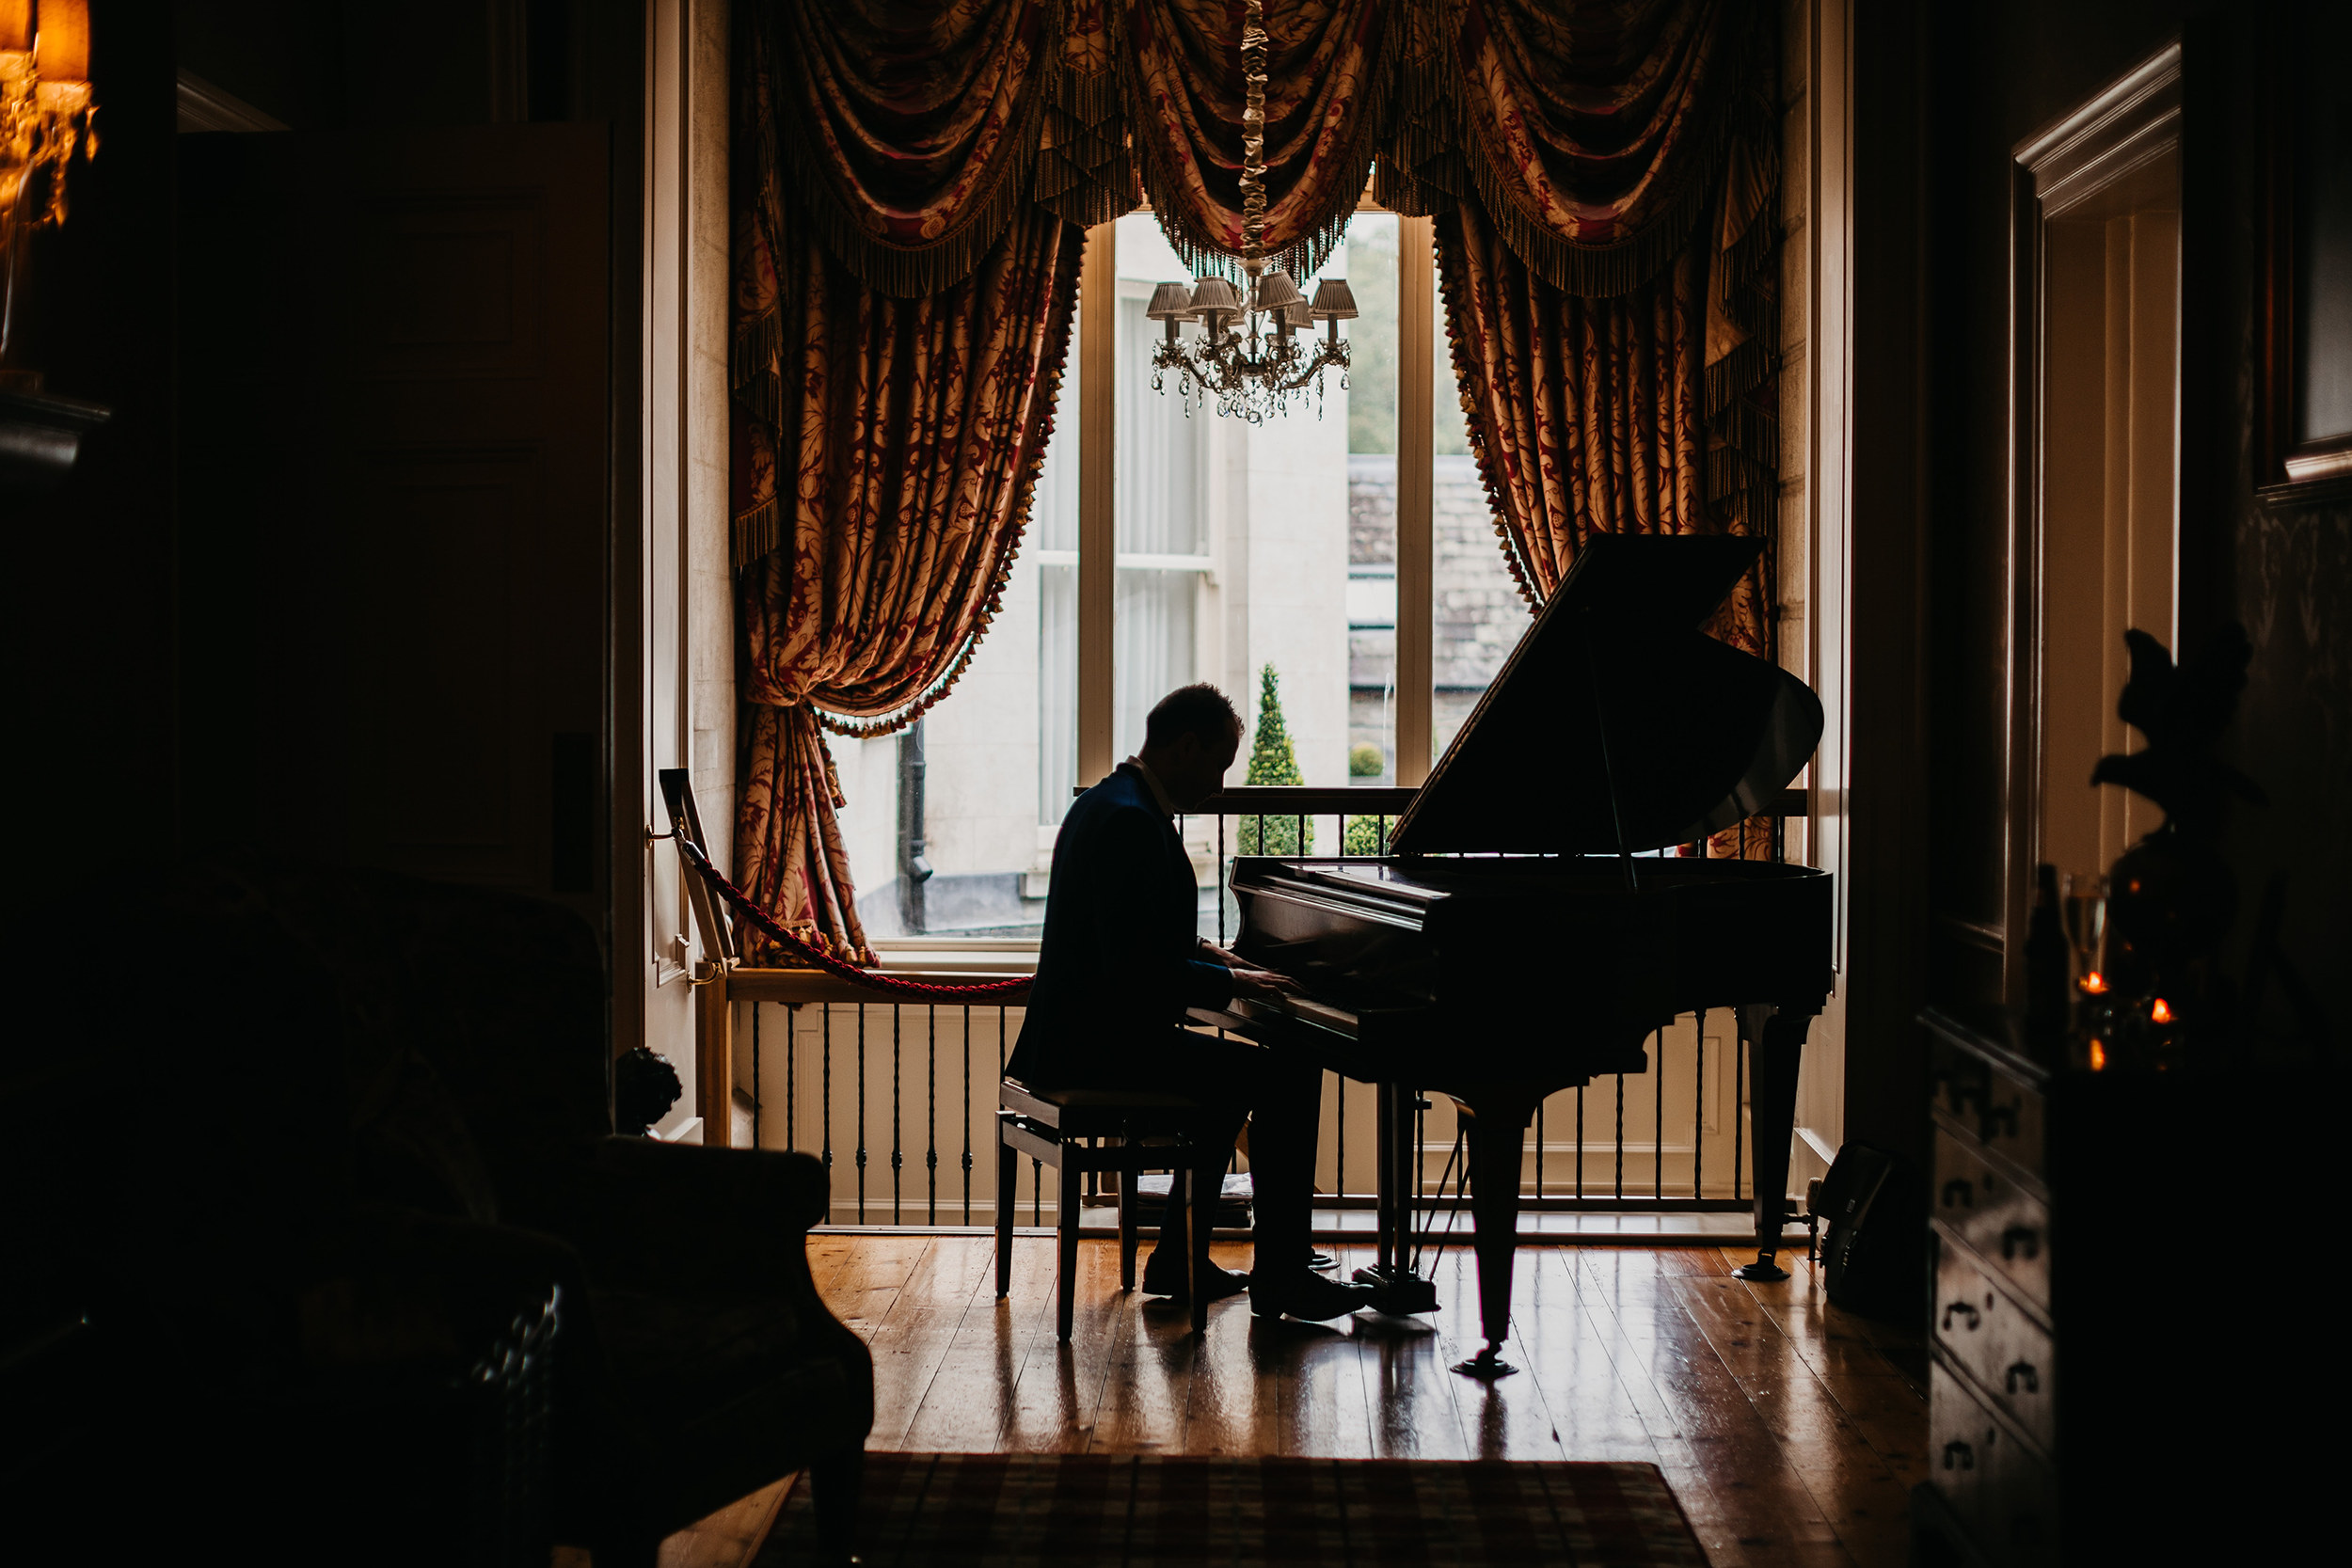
[{"x1": 761, "y1": 1452, "x2": 1708, "y2": 1565}]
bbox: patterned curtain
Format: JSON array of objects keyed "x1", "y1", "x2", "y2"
[
  {"x1": 735, "y1": 6, "x2": 1083, "y2": 959},
  {"x1": 1386, "y1": 0, "x2": 1780, "y2": 853}
]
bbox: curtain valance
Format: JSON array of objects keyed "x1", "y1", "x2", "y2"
[
  {"x1": 755, "y1": 0, "x2": 1765, "y2": 302},
  {"x1": 760, "y1": 0, "x2": 1061, "y2": 298},
  {"x1": 756, "y1": 0, "x2": 1396, "y2": 294},
  {"x1": 1382, "y1": 0, "x2": 1766, "y2": 298},
  {"x1": 1123, "y1": 0, "x2": 1397, "y2": 282}
]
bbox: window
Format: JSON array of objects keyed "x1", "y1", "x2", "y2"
[{"x1": 835, "y1": 198, "x2": 1518, "y2": 943}]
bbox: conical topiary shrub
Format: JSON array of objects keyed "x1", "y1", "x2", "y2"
[{"x1": 1238, "y1": 663, "x2": 1313, "y2": 855}]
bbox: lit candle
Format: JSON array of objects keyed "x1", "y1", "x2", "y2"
[
  {"x1": 39, "y1": 0, "x2": 89, "y2": 82},
  {"x1": 2078, "y1": 971, "x2": 2107, "y2": 995},
  {"x1": 2, "y1": 1, "x2": 34, "y2": 54},
  {"x1": 2088, "y1": 1040, "x2": 2106, "y2": 1071},
  {"x1": 2149, "y1": 997, "x2": 2172, "y2": 1025}
]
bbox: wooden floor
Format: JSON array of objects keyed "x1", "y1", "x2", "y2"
[{"x1": 747, "y1": 1233, "x2": 1927, "y2": 1568}]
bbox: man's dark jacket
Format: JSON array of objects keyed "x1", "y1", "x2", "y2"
[{"x1": 1007, "y1": 765, "x2": 1232, "y2": 1085}]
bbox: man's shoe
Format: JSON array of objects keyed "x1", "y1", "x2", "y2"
[
  {"x1": 1249, "y1": 1269, "x2": 1376, "y2": 1322},
  {"x1": 1139, "y1": 1254, "x2": 1249, "y2": 1302}
]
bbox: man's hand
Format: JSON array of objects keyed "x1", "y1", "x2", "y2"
[{"x1": 1228, "y1": 966, "x2": 1302, "y2": 1004}]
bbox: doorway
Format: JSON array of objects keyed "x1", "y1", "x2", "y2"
[{"x1": 2016, "y1": 47, "x2": 2183, "y2": 912}]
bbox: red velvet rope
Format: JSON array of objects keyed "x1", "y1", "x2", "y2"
[{"x1": 675, "y1": 837, "x2": 1031, "y2": 1001}]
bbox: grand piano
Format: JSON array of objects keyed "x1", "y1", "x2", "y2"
[{"x1": 1195, "y1": 534, "x2": 1832, "y2": 1378}]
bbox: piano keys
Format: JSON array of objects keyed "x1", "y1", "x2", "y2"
[{"x1": 1195, "y1": 534, "x2": 1833, "y2": 1378}]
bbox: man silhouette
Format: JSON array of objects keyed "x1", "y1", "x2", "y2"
[{"x1": 1007, "y1": 684, "x2": 1375, "y2": 1321}]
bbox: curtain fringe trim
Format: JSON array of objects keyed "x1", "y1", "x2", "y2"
[{"x1": 733, "y1": 496, "x2": 782, "y2": 573}]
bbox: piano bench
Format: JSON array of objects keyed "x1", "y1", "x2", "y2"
[{"x1": 995, "y1": 1078, "x2": 1232, "y2": 1341}]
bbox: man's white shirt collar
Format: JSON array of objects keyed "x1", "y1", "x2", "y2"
[{"x1": 1122, "y1": 755, "x2": 1177, "y2": 818}]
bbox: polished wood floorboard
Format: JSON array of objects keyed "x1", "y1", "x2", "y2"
[{"x1": 767, "y1": 1235, "x2": 1927, "y2": 1568}]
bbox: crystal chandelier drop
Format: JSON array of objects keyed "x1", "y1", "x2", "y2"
[{"x1": 1145, "y1": 0, "x2": 1357, "y2": 423}]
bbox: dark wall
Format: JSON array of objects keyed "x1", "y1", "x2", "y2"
[
  {"x1": 8, "y1": 2, "x2": 639, "y2": 899},
  {"x1": 1915, "y1": 0, "x2": 2349, "y2": 1048},
  {"x1": 172, "y1": 0, "x2": 603, "y2": 129}
]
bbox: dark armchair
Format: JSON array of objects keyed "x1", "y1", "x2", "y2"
[{"x1": 24, "y1": 858, "x2": 869, "y2": 1566}]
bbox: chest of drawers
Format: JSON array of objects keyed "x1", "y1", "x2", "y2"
[
  {"x1": 1917, "y1": 1010, "x2": 2059, "y2": 1566},
  {"x1": 1912, "y1": 1008, "x2": 2336, "y2": 1566}
]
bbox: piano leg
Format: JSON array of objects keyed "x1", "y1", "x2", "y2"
[
  {"x1": 1454, "y1": 1092, "x2": 1538, "y2": 1380},
  {"x1": 1732, "y1": 1005, "x2": 1817, "y2": 1283}
]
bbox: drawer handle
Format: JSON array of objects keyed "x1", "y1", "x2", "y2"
[
  {"x1": 1942, "y1": 1301, "x2": 1981, "y2": 1331},
  {"x1": 1942, "y1": 1179, "x2": 1974, "y2": 1209},
  {"x1": 1943, "y1": 1440, "x2": 1975, "y2": 1471},
  {"x1": 2007, "y1": 1361, "x2": 2040, "y2": 1394},
  {"x1": 1982, "y1": 1101, "x2": 2019, "y2": 1137},
  {"x1": 2001, "y1": 1226, "x2": 2041, "y2": 1260}
]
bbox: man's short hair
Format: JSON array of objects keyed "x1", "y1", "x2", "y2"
[{"x1": 1145, "y1": 683, "x2": 1243, "y2": 750}]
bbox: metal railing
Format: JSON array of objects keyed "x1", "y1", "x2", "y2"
[{"x1": 723, "y1": 789, "x2": 1804, "y2": 1231}]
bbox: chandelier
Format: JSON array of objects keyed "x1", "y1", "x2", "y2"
[
  {"x1": 1144, "y1": 0, "x2": 1357, "y2": 423},
  {"x1": 1147, "y1": 267, "x2": 1357, "y2": 424},
  {"x1": 2, "y1": 0, "x2": 99, "y2": 393}
]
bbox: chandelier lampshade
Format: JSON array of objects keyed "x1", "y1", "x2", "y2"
[
  {"x1": 1251, "y1": 270, "x2": 1305, "y2": 314},
  {"x1": 1187, "y1": 274, "x2": 1242, "y2": 319},
  {"x1": 1308, "y1": 278, "x2": 1359, "y2": 321},
  {"x1": 1145, "y1": 281, "x2": 1197, "y2": 321}
]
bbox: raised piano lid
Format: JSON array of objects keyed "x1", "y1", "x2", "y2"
[{"x1": 1389, "y1": 534, "x2": 1822, "y2": 857}]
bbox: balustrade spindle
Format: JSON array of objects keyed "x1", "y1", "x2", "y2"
[
  {"x1": 1734, "y1": 1033, "x2": 1746, "y2": 1203},
  {"x1": 1654, "y1": 1028, "x2": 1665, "y2": 1200},
  {"x1": 1577, "y1": 1084, "x2": 1586, "y2": 1199},
  {"x1": 927, "y1": 1006, "x2": 938, "y2": 1225},
  {"x1": 961, "y1": 1004, "x2": 974, "y2": 1224},
  {"x1": 1614, "y1": 1075, "x2": 1626, "y2": 1199},
  {"x1": 1693, "y1": 1010, "x2": 1707, "y2": 1198},
  {"x1": 856, "y1": 1006, "x2": 868, "y2": 1224},
  {"x1": 890, "y1": 1006, "x2": 904, "y2": 1224}
]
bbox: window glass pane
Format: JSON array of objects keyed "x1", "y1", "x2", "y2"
[
  {"x1": 1114, "y1": 566, "x2": 1198, "y2": 760},
  {"x1": 1429, "y1": 245, "x2": 1520, "y2": 763},
  {"x1": 1117, "y1": 293, "x2": 1205, "y2": 556},
  {"x1": 1113, "y1": 212, "x2": 1210, "y2": 768},
  {"x1": 1337, "y1": 214, "x2": 1401, "y2": 785},
  {"x1": 1038, "y1": 562, "x2": 1077, "y2": 824}
]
